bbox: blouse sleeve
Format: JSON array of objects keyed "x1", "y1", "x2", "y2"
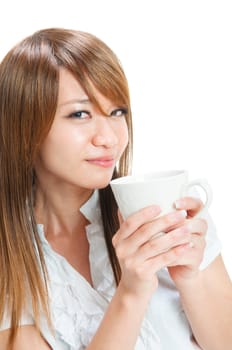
[
  {"x1": 199, "y1": 209, "x2": 222, "y2": 270},
  {"x1": 188, "y1": 186, "x2": 222, "y2": 270}
]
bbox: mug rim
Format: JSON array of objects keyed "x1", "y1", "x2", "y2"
[{"x1": 110, "y1": 169, "x2": 188, "y2": 185}]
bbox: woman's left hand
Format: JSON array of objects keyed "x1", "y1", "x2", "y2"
[{"x1": 167, "y1": 196, "x2": 208, "y2": 287}]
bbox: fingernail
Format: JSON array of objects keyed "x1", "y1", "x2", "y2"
[
  {"x1": 169, "y1": 210, "x2": 187, "y2": 223},
  {"x1": 174, "y1": 199, "x2": 182, "y2": 209}
]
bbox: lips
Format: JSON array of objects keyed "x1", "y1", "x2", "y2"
[{"x1": 86, "y1": 156, "x2": 115, "y2": 168}]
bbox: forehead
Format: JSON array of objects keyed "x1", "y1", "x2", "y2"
[
  {"x1": 58, "y1": 69, "x2": 114, "y2": 109},
  {"x1": 58, "y1": 69, "x2": 87, "y2": 102}
]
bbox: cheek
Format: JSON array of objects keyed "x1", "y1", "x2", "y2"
[
  {"x1": 119, "y1": 121, "x2": 129, "y2": 152},
  {"x1": 44, "y1": 125, "x2": 87, "y2": 154},
  {"x1": 37, "y1": 127, "x2": 82, "y2": 168}
]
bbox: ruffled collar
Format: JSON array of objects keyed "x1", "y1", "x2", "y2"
[{"x1": 79, "y1": 190, "x2": 101, "y2": 224}]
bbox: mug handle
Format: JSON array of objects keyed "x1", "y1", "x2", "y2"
[{"x1": 182, "y1": 178, "x2": 213, "y2": 217}]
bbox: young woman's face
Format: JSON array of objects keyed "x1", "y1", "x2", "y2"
[{"x1": 35, "y1": 69, "x2": 129, "y2": 190}]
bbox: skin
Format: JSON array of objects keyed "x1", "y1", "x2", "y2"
[
  {"x1": 34, "y1": 69, "x2": 129, "y2": 280},
  {"x1": 1, "y1": 69, "x2": 231, "y2": 349}
]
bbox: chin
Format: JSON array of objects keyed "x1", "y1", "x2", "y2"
[
  {"x1": 95, "y1": 184, "x2": 110, "y2": 190},
  {"x1": 87, "y1": 178, "x2": 112, "y2": 190},
  {"x1": 94, "y1": 181, "x2": 111, "y2": 190},
  {"x1": 88, "y1": 171, "x2": 114, "y2": 189}
]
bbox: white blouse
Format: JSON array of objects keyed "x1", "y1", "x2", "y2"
[{"x1": 0, "y1": 190, "x2": 221, "y2": 349}]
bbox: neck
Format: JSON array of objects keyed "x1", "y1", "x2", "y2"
[{"x1": 34, "y1": 180, "x2": 93, "y2": 236}]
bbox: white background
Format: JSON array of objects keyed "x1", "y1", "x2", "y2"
[{"x1": 0, "y1": 0, "x2": 231, "y2": 277}]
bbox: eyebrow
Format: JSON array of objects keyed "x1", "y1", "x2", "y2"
[{"x1": 58, "y1": 98, "x2": 91, "y2": 107}]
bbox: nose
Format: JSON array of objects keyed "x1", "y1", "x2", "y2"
[{"x1": 92, "y1": 116, "x2": 118, "y2": 148}]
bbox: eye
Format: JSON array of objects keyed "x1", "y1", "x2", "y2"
[
  {"x1": 110, "y1": 108, "x2": 128, "y2": 117},
  {"x1": 68, "y1": 110, "x2": 90, "y2": 119}
]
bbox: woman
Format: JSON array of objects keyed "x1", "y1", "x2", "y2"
[{"x1": 0, "y1": 28, "x2": 231, "y2": 350}]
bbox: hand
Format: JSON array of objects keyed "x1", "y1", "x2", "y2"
[
  {"x1": 167, "y1": 196, "x2": 208, "y2": 287},
  {"x1": 112, "y1": 205, "x2": 191, "y2": 300}
]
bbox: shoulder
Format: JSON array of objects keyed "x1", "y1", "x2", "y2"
[{"x1": 0, "y1": 325, "x2": 52, "y2": 349}]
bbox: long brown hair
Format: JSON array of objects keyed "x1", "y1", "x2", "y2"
[{"x1": 0, "y1": 28, "x2": 132, "y2": 345}]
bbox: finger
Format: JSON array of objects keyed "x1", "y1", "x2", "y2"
[
  {"x1": 141, "y1": 242, "x2": 192, "y2": 274},
  {"x1": 112, "y1": 205, "x2": 161, "y2": 246},
  {"x1": 117, "y1": 210, "x2": 124, "y2": 225},
  {"x1": 116, "y1": 221, "x2": 191, "y2": 261},
  {"x1": 143, "y1": 218, "x2": 207, "y2": 268},
  {"x1": 166, "y1": 218, "x2": 207, "y2": 265},
  {"x1": 175, "y1": 196, "x2": 204, "y2": 217},
  {"x1": 115, "y1": 209, "x2": 188, "y2": 251},
  {"x1": 139, "y1": 209, "x2": 188, "y2": 242},
  {"x1": 135, "y1": 224, "x2": 191, "y2": 261},
  {"x1": 190, "y1": 233, "x2": 206, "y2": 249},
  {"x1": 187, "y1": 217, "x2": 208, "y2": 237},
  {"x1": 167, "y1": 232, "x2": 207, "y2": 267}
]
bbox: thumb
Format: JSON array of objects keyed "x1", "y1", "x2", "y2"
[{"x1": 117, "y1": 209, "x2": 124, "y2": 225}]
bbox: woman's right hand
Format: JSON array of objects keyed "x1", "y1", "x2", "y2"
[{"x1": 112, "y1": 205, "x2": 190, "y2": 300}]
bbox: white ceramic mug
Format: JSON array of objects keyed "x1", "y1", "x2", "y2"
[{"x1": 110, "y1": 170, "x2": 212, "y2": 219}]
